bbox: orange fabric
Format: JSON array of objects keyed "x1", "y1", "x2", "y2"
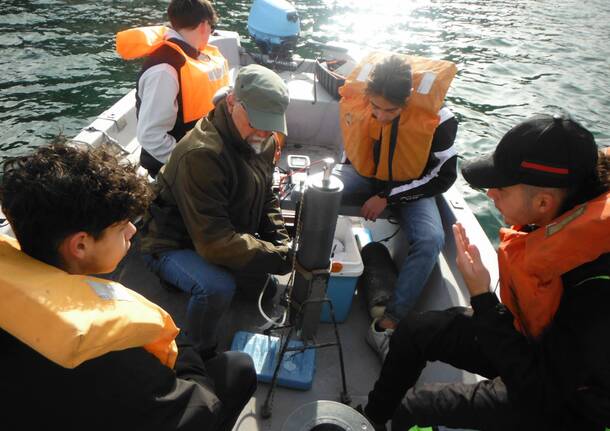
[
  {"x1": 339, "y1": 52, "x2": 457, "y2": 181},
  {"x1": 116, "y1": 26, "x2": 229, "y2": 123},
  {"x1": 498, "y1": 192, "x2": 610, "y2": 339},
  {"x1": 0, "y1": 234, "x2": 179, "y2": 369},
  {"x1": 273, "y1": 132, "x2": 285, "y2": 164}
]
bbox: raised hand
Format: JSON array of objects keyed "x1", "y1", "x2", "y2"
[{"x1": 452, "y1": 222, "x2": 491, "y2": 297}]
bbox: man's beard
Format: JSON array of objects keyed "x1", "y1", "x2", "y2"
[{"x1": 247, "y1": 135, "x2": 267, "y2": 155}]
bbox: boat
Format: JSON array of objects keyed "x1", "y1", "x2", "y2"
[{"x1": 0, "y1": 1, "x2": 500, "y2": 429}]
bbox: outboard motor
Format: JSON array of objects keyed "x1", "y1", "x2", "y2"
[{"x1": 248, "y1": 0, "x2": 300, "y2": 59}]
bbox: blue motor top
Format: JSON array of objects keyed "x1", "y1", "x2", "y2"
[{"x1": 248, "y1": 0, "x2": 300, "y2": 57}]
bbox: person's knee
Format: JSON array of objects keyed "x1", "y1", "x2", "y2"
[
  {"x1": 389, "y1": 312, "x2": 420, "y2": 352},
  {"x1": 192, "y1": 272, "x2": 236, "y2": 305},
  {"x1": 415, "y1": 227, "x2": 444, "y2": 255},
  {"x1": 392, "y1": 309, "x2": 460, "y2": 352},
  {"x1": 431, "y1": 227, "x2": 445, "y2": 251},
  {"x1": 225, "y1": 351, "x2": 257, "y2": 396},
  {"x1": 213, "y1": 273, "x2": 237, "y2": 302}
]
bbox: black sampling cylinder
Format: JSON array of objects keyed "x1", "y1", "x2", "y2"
[
  {"x1": 291, "y1": 172, "x2": 343, "y2": 339},
  {"x1": 297, "y1": 177, "x2": 343, "y2": 268}
]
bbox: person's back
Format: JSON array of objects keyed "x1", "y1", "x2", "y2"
[
  {"x1": 0, "y1": 141, "x2": 255, "y2": 430},
  {"x1": 116, "y1": 0, "x2": 229, "y2": 177}
]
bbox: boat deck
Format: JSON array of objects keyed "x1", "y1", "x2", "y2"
[
  {"x1": 109, "y1": 227, "x2": 378, "y2": 429},
  {"x1": 104, "y1": 181, "x2": 492, "y2": 431}
]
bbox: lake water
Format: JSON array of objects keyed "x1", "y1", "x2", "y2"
[{"x1": 1, "y1": 0, "x2": 609, "y2": 241}]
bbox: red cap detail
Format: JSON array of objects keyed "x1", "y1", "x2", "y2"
[{"x1": 521, "y1": 161, "x2": 569, "y2": 175}]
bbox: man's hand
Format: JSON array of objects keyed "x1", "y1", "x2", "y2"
[
  {"x1": 361, "y1": 195, "x2": 387, "y2": 221},
  {"x1": 452, "y1": 222, "x2": 491, "y2": 297}
]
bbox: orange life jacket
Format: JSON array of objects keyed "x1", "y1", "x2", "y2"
[
  {"x1": 273, "y1": 132, "x2": 285, "y2": 164},
  {"x1": 498, "y1": 191, "x2": 610, "y2": 339},
  {"x1": 0, "y1": 234, "x2": 179, "y2": 369},
  {"x1": 116, "y1": 25, "x2": 229, "y2": 123},
  {"x1": 339, "y1": 52, "x2": 457, "y2": 181}
]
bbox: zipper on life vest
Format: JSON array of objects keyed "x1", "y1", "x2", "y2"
[
  {"x1": 371, "y1": 116, "x2": 401, "y2": 188},
  {"x1": 372, "y1": 137, "x2": 381, "y2": 177},
  {"x1": 386, "y1": 115, "x2": 400, "y2": 184}
]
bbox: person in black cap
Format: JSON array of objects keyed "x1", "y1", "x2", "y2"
[{"x1": 361, "y1": 114, "x2": 610, "y2": 430}]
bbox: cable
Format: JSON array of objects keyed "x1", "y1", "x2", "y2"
[
  {"x1": 279, "y1": 182, "x2": 296, "y2": 201},
  {"x1": 257, "y1": 274, "x2": 287, "y2": 331},
  {"x1": 376, "y1": 227, "x2": 401, "y2": 243},
  {"x1": 278, "y1": 158, "x2": 327, "y2": 186}
]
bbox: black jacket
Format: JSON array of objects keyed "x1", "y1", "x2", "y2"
[
  {"x1": 471, "y1": 252, "x2": 610, "y2": 429},
  {"x1": 0, "y1": 330, "x2": 222, "y2": 430}
]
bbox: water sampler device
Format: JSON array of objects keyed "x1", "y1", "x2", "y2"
[
  {"x1": 231, "y1": 2, "x2": 360, "y2": 424},
  {"x1": 231, "y1": 156, "x2": 354, "y2": 419}
]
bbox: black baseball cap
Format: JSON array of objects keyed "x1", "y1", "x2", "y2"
[{"x1": 462, "y1": 114, "x2": 598, "y2": 189}]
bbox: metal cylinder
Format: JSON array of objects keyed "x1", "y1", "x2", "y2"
[
  {"x1": 281, "y1": 400, "x2": 374, "y2": 431},
  {"x1": 298, "y1": 173, "x2": 343, "y2": 268},
  {"x1": 291, "y1": 170, "x2": 343, "y2": 339}
]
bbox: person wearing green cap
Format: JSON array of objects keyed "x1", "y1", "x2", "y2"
[{"x1": 140, "y1": 64, "x2": 293, "y2": 358}]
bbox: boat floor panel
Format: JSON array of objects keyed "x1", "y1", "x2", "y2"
[{"x1": 110, "y1": 235, "x2": 382, "y2": 431}]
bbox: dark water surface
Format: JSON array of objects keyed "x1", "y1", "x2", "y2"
[{"x1": 1, "y1": 0, "x2": 609, "y2": 240}]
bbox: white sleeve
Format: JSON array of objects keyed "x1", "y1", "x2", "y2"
[{"x1": 136, "y1": 64, "x2": 180, "y2": 164}]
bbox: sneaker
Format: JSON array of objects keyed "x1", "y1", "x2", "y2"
[
  {"x1": 369, "y1": 304, "x2": 386, "y2": 319},
  {"x1": 366, "y1": 318, "x2": 393, "y2": 362}
]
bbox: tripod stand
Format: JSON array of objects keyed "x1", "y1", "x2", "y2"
[{"x1": 260, "y1": 267, "x2": 351, "y2": 419}]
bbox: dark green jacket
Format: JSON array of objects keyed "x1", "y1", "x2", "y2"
[{"x1": 140, "y1": 98, "x2": 290, "y2": 274}]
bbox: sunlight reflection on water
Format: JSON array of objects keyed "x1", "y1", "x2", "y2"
[{"x1": 1, "y1": 0, "x2": 609, "y2": 240}]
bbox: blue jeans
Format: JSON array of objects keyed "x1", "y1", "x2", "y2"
[
  {"x1": 143, "y1": 249, "x2": 236, "y2": 353},
  {"x1": 334, "y1": 164, "x2": 445, "y2": 321}
]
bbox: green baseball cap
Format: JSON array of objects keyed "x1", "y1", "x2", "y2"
[{"x1": 234, "y1": 64, "x2": 289, "y2": 135}]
